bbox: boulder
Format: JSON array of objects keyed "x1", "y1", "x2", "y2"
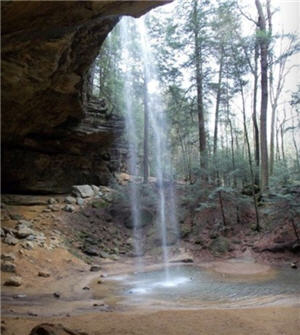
[{"x1": 72, "y1": 185, "x2": 94, "y2": 198}]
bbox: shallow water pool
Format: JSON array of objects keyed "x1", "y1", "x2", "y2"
[{"x1": 110, "y1": 264, "x2": 300, "y2": 306}]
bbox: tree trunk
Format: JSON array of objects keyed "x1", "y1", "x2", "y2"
[
  {"x1": 292, "y1": 118, "x2": 300, "y2": 172},
  {"x1": 255, "y1": 0, "x2": 269, "y2": 192},
  {"x1": 143, "y1": 78, "x2": 149, "y2": 184},
  {"x1": 213, "y1": 48, "x2": 224, "y2": 155},
  {"x1": 253, "y1": 38, "x2": 260, "y2": 186},
  {"x1": 193, "y1": 0, "x2": 207, "y2": 175}
]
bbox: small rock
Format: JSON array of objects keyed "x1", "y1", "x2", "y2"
[
  {"x1": 99, "y1": 251, "x2": 109, "y2": 259},
  {"x1": 38, "y1": 271, "x2": 51, "y2": 278},
  {"x1": 14, "y1": 294, "x2": 27, "y2": 299},
  {"x1": 1, "y1": 253, "x2": 16, "y2": 262},
  {"x1": 17, "y1": 219, "x2": 32, "y2": 227},
  {"x1": 82, "y1": 286, "x2": 90, "y2": 290},
  {"x1": 90, "y1": 265, "x2": 101, "y2": 272},
  {"x1": 97, "y1": 280, "x2": 103, "y2": 284},
  {"x1": 48, "y1": 198, "x2": 57, "y2": 205},
  {"x1": 83, "y1": 247, "x2": 99, "y2": 256},
  {"x1": 76, "y1": 197, "x2": 84, "y2": 206},
  {"x1": 1, "y1": 261, "x2": 16, "y2": 273},
  {"x1": 53, "y1": 292, "x2": 60, "y2": 298},
  {"x1": 1, "y1": 228, "x2": 5, "y2": 237},
  {"x1": 72, "y1": 185, "x2": 94, "y2": 198},
  {"x1": 63, "y1": 205, "x2": 75, "y2": 213},
  {"x1": 111, "y1": 255, "x2": 119, "y2": 261},
  {"x1": 4, "y1": 276, "x2": 22, "y2": 287},
  {"x1": 21, "y1": 241, "x2": 34, "y2": 249},
  {"x1": 16, "y1": 227, "x2": 34, "y2": 238},
  {"x1": 64, "y1": 196, "x2": 76, "y2": 204},
  {"x1": 91, "y1": 185, "x2": 100, "y2": 194},
  {"x1": 48, "y1": 205, "x2": 60, "y2": 212},
  {"x1": 42, "y1": 208, "x2": 52, "y2": 213},
  {"x1": 291, "y1": 262, "x2": 298, "y2": 269},
  {"x1": 4, "y1": 234, "x2": 18, "y2": 245}
]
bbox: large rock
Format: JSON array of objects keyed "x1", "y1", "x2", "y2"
[
  {"x1": 29, "y1": 323, "x2": 88, "y2": 335},
  {"x1": 1, "y1": 1, "x2": 170, "y2": 193},
  {"x1": 72, "y1": 185, "x2": 94, "y2": 198}
]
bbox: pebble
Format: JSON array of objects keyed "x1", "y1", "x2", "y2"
[
  {"x1": 38, "y1": 271, "x2": 51, "y2": 278},
  {"x1": 14, "y1": 294, "x2": 27, "y2": 299},
  {"x1": 28, "y1": 312, "x2": 38, "y2": 317},
  {"x1": 82, "y1": 286, "x2": 90, "y2": 290},
  {"x1": 53, "y1": 292, "x2": 61, "y2": 298},
  {"x1": 291, "y1": 262, "x2": 298, "y2": 269},
  {"x1": 90, "y1": 265, "x2": 101, "y2": 272}
]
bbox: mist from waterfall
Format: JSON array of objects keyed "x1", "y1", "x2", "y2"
[{"x1": 120, "y1": 16, "x2": 179, "y2": 280}]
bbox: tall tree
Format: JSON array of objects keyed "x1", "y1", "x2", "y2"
[
  {"x1": 191, "y1": 0, "x2": 208, "y2": 173},
  {"x1": 255, "y1": 0, "x2": 270, "y2": 191}
]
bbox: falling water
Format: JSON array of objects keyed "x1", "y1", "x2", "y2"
[
  {"x1": 119, "y1": 18, "x2": 143, "y2": 271},
  {"x1": 118, "y1": 16, "x2": 179, "y2": 281},
  {"x1": 137, "y1": 17, "x2": 178, "y2": 280}
]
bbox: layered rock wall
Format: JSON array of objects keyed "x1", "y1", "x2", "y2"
[{"x1": 1, "y1": 1, "x2": 170, "y2": 193}]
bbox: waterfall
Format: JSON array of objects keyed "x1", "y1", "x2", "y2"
[
  {"x1": 120, "y1": 18, "x2": 143, "y2": 271},
  {"x1": 137, "y1": 17, "x2": 178, "y2": 279},
  {"x1": 119, "y1": 16, "x2": 178, "y2": 280}
]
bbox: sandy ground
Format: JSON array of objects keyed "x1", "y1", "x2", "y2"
[{"x1": 2, "y1": 307, "x2": 300, "y2": 335}]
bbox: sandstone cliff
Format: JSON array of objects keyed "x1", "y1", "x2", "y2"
[{"x1": 1, "y1": 1, "x2": 169, "y2": 193}]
